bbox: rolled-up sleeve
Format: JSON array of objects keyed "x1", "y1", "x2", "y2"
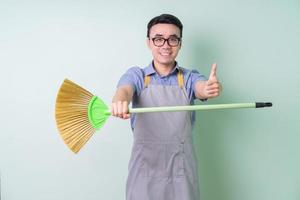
[
  {"x1": 117, "y1": 67, "x2": 144, "y2": 96},
  {"x1": 183, "y1": 69, "x2": 207, "y2": 101}
]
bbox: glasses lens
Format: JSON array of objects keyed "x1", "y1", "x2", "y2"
[
  {"x1": 168, "y1": 37, "x2": 180, "y2": 46},
  {"x1": 153, "y1": 38, "x2": 165, "y2": 46}
]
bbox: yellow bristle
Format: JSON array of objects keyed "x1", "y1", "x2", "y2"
[{"x1": 55, "y1": 79, "x2": 96, "y2": 153}]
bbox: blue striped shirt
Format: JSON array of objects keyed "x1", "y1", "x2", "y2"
[{"x1": 117, "y1": 61, "x2": 207, "y2": 129}]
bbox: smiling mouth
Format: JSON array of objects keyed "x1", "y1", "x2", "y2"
[{"x1": 160, "y1": 52, "x2": 172, "y2": 56}]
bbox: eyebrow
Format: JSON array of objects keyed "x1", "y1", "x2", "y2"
[{"x1": 153, "y1": 34, "x2": 180, "y2": 38}]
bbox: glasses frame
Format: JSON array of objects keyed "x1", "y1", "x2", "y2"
[{"x1": 150, "y1": 36, "x2": 181, "y2": 47}]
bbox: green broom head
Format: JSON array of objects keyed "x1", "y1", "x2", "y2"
[{"x1": 88, "y1": 96, "x2": 111, "y2": 130}]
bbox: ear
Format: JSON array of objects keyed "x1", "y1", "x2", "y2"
[
  {"x1": 146, "y1": 38, "x2": 151, "y2": 49},
  {"x1": 179, "y1": 40, "x2": 182, "y2": 49}
]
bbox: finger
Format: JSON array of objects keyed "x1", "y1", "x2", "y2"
[
  {"x1": 211, "y1": 82, "x2": 222, "y2": 92},
  {"x1": 207, "y1": 78, "x2": 218, "y2": 87},
  {"x1": 123, "y1": 113, "x2": 131, "y2": 119},
  {"x1": 206, "y1": 78, "x2": 218, "y2": 86},
  {"x1": 122, "y1": 101, "x2": 128, "y2": 113},
  {"x1": 112, "y1": 103, "x2": 117, "y2": 116},
  {"x1": 206, "y1": 84, "x2": 220, "y2": 90},
  {"x1": 117, "y1": 101, "x2": 123, "y2": 118},
  {"x1": 207, "y1": 89, "x2": 220, "y2": 95},
  {"x1": 122, "y1": 101, "x2": 129, "y2": 118},
  {"x1": 206, "y1": 93, "x2": 219, "y2": 98}
]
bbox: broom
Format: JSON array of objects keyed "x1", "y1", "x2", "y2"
[{"x1": 55, "y1": 79, "x2": 272, "y2": 153}]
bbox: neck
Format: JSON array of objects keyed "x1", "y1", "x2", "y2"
[{"x1": 153, "y1": 61, "x2": 176, "y2": 76}]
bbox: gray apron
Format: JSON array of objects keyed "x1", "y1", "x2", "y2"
[{"x1": 126, "y1": 70, "x2": 200, "y2": 200}]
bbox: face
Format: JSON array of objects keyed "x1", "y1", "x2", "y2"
[{"x1": 147, "y1": 23, "x2": 181, "y2": 67}]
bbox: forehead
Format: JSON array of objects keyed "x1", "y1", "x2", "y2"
[{"x1": 149, "y1": 23, "x2": 180, "y2": 37}]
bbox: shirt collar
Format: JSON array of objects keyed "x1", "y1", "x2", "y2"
[{"x1": 144, "y1": 61, "x2": 180, "y2": 77}]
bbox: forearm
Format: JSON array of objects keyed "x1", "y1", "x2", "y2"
[
  {"x1": 111, "y1": 85, "x2": 133, "y2": 119},
  {"x1": 112, "y1": 85, "x2": 133, "y2": 103},
  {"x1": 194, "y1": 81, "x2": 208, "y2": 99}
]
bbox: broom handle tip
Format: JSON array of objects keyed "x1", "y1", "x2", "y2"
[{"x1": 255, "y1": 102, "x2": 273, "y2": 108}]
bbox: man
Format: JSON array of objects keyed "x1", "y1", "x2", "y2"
[{"x1": 111, "y1": 14, "x2": 221, "y2": 200}]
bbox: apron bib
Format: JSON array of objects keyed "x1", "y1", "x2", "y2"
[{"x1": 126, "y1": 70, "x2": 200, "y2": 200}]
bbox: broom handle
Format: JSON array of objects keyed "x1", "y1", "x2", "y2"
[{"x1": 128, "y1": 102, "x2": 272, "y2": 113}]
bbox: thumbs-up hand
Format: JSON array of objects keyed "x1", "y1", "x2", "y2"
[{"x1": 203, "y1": 63, "x2": 222, "y2": 98}]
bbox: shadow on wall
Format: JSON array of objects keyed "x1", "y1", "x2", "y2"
[{"x1": 189, "y1": 35, "x2": 237, "y2": 200}]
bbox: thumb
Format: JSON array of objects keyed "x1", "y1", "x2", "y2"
[
  {"x1": 209, "y1": 63, "x2": 217, "y2": 80},
  {"x1": 208, "y1": 63, "x2": 218, "y2": 83}
]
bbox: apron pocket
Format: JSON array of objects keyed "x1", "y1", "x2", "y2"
[{"x1": 141, "y1": 143, "x2": 184, "y2": 178}]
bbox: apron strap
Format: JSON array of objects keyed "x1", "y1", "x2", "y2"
[
  {"x1": 177, "y1": 68, "x2": 184, "y2": 89},
  {"x1": 144, "y1": 75, "x2": 151, "y2": 88},
  {"x1": 144, "y1": 68, "x2": 184, "y2": 88}
]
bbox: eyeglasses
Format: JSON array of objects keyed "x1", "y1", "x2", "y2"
[{"x1": 151, "y1": 36, "x2": 181, "y2": 47}]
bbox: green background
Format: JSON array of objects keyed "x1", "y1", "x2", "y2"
[{"x1": 0, "y1": 0, "x2": 299, "y2": 199}]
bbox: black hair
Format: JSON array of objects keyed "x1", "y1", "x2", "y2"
[{"x1": 147, "y1": 14, "x2": 183, "y2": 38}]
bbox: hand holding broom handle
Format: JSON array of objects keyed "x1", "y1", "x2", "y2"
[{"x1": 56, "y1": 79, "x2": 273, "y2": 153}]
